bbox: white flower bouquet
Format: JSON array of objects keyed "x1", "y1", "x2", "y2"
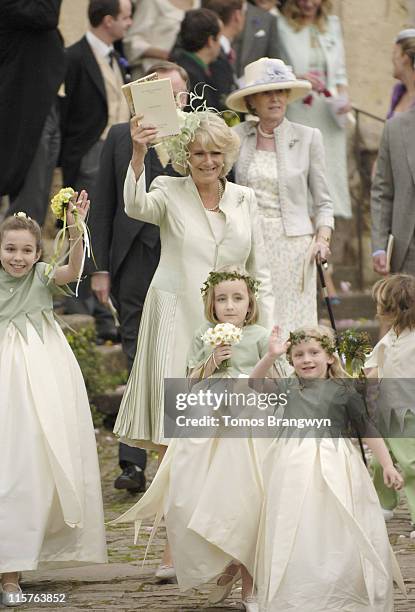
[{"x1": 201, "y1": 323, "x2": 243, "y2": 369}]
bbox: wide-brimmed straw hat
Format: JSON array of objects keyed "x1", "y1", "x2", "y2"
[{"x1": 226, "y1": 57, "x2": 311, "y2": 113}]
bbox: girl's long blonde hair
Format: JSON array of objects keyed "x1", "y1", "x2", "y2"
[
  {"x1": 287, "y1": 324, "x2": 350, "y2": 378},
  {"x1": 281, "y1": 0, "x2": 333, "y2": 32}
]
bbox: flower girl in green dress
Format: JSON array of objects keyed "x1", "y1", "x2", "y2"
[
  {"x1": 113, "y1": 266, "x2": 284, "y2": 612},
  {"x1": 0, "y1": 198, "x2": 106, "y2": 607}
]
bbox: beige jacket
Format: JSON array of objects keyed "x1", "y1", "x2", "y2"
[{"x1": 233, "y1": 119, "x2": 334, "y2": 236}]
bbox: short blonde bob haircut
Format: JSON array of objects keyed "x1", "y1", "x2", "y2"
[
  {"x1": 281, "y1": 0, "x2": 333, "y2": 32},
  {"x1": 372, "y1": 274, "x2": 415, "y2": 336},
  {"x1": 202, "y1": 264, "x2": 259, "y2": 326},
  {"x1": 287, "y1": 324, "x2": 349, "y2": 379},
  {"x1": 173, "y1": 112, "x2": 240, "y2": 178}
]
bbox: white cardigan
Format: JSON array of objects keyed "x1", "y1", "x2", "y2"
[{"x1": 233, "y1": 119, "x2": 334, "y2": 236}]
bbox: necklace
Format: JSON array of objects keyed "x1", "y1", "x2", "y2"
[
  {"x1": 205, "y1": 180, "x2": 224, "y2": 212},
  {"x1": 257, "y1": 124, "x2": 275, "y2": 139}
]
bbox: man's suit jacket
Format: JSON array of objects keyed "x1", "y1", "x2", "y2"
[
  {"x1": 233, "y1": 3, "x2": 279, "y2": 78},
  {"x1": 172, "y1": 50, "x2": 221, "y2": 110},
  {"x1": 371, "y1": 108, "x2": 415, "y2": 273},
  {"x1": 210, "y1": 48, "x2": 238, "y2": 111},
  {"x1": 0, "y1": 0, "x2": 65, "y2": 197},
  {"x1": 89, "y1": 123, "x2": 180, "y2": 280},
  {"x1": 60, "y1": 36, "x2": 128, "y2": 187}
]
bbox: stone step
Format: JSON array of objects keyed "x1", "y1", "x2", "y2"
[
  {"x1": 318, "y1": 291, "x2": 376, "y2": 321},
  {"x1": 97, "y1": 342, "x2": 128, "y2": 375},
  {"x1": 332, "y1": 264, "x2": 360, "y2": 287},
  {"x1": 57, "y1": 314, "x2": 126, "y2": 373},
  {"x1": 58, "y1": 313, "x2": 95, "y2": 333},
  {"x1": 93, "y1": 386, "x2": 124, "y2": 416}
]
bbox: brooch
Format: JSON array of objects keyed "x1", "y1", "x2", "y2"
[
  {"x1": 289, "y1": 138, "x2": 299, "y2": 148},
  {"x1": 238, "y1": 193, "x2": 245, "y2": 205}
]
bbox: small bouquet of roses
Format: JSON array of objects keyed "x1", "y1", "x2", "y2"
[{"x1": 201, "y1": 323, "x2": 243, "y2": 369}]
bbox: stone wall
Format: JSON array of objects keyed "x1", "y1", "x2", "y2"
[{"x1": 60, "y1": 0, "x2": 88, "y2": 46}]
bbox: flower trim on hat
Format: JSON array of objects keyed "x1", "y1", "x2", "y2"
[{"x1": 153, "y1": 86, "x2": 236, "y2": 169}]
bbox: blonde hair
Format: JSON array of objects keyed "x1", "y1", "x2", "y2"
[
  {"x1": 372, "y1": 274, "x2": 415, "y2": 335},
  {"x1": 173, "y1": 112, "x2": 240, "y2": 177},
  {"x1": 0, "y1": 215, "x2": 42, "y2": 255},
  {"x1": 202, "y1": 264, "x2": 259, "y2": 326},
  {"x1": 397, "y1": 36, "x2": 415, "y2": 69},
  {"x1": 288, "y1": 324, "x2": 349, "y2": 379},
  {"x1": 281, "y1": 0, "x2": 333, "y2": 32}
]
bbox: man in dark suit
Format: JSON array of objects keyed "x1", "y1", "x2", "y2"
[
  {"x1": 0, "y1": 0, "x2": 65, "y2": 224},
  {"x1": 172, "y1": 8, "x2": 222, "y2": 110},
  {"x1": 202, "y1": 0, "x2": 245, "y2": 110},
  {"x1": 89, "y1": 62, "x2": 188, "y2": 493},
  {"x1": 60, "y1": 0, "x2": 132, "y2": 196},
  {"x1": 60, "y1": 0, "x2": 133, "y2": 342},
  {"x1": 233, "y1": 1, "x2": 279, "y2": 77}
]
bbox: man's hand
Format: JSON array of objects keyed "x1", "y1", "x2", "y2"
[
  {"x1": 373, "y1": 252, "x2": 388, "y2": 276},
  {"x1": 91, "y1": 272, "x2": 111, "y2": 304}
]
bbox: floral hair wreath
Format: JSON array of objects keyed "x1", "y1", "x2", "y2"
[
  {"x1": 287, "y1": 331, "x2": 336, "y2": 357},
  {"x1": 201, "y1": 270, "x2": 261, "y2": 298},
  {"x1": 14, "y1": 211, "x2": 32, "y2": 220},
  {"x1": 154, "y1": 85, "x2": 237, "y2": 169}
]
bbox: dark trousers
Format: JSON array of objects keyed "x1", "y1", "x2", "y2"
[
  {"x1": 8, "y1": 103, "x2": 60, "y2": 225},
  {"x1": 114, "y1": 236, "x2": 160, "y2": 470}
]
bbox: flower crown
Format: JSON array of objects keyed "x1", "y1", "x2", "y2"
[
  {"x1": 288, "y1": 330, "x2": 336, "y2": 355},
  {"x1": 13, "y1": 211, "x2": 32, "y2": 220},
  {"x1": 201, "y1": 270, "x2": 261, "y2": 298}
]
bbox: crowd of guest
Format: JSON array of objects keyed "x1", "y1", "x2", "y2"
[{"x1": 2, "y1": 0, "x2": 415, "y2": 609}]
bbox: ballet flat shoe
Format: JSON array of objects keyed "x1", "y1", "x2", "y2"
[{"x1": 208, "y1": 567, "x2": 241, "y2": 604}]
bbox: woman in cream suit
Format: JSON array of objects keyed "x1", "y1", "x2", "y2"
[
  {"x1": 227, "y1": 58, "x2": 334, "y2": 340},
  {"x1": 114, "y1": 111, "x2": 274, "y2": 451},
  {"x1": 277, "y1": 0, "x2": 352, "y2": 219}
]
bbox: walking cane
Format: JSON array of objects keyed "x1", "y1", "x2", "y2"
[
  {"x1": 315, "y1": 253, "x2": 337, "y2": 340},
  {"x1": 315, "y1": 254, "x2": 368, "y2": 467}
]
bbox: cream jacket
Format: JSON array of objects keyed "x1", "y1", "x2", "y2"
[{"x1": 233, "y1": 119, "x2": 334, "y2": 236}]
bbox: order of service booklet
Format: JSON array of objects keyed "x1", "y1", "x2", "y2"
[{"x1": 123, "y1": 75, "x2": 180, "y2": 139}]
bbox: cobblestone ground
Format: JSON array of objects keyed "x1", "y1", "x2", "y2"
[{"x1": 11, "y1": 432, "x2": 415, "y2": 611}]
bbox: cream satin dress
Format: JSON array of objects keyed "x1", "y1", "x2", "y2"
[
  {"x1": 0, "y1": 263, "x2": 107, "y2": 572},
  {"x1": 113, "y1": 323, "x2": 284, "y2": 591}
]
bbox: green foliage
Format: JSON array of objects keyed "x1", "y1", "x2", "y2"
[
  {"x1": 64, "y1": 326, "x2": 127, "y2": 399},
  {"x1": 338, "y1": 329, "x2": 372, "y2": 376}
]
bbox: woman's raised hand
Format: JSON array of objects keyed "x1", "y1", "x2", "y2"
[
  {"x1": 268, "y1": 325, "x2": 290, "y2": 359},
  {"x1": 130, "y1": 114, "x2": 158, "y2": 151},
  {"x1": 130, "y1": 114, "x2": 159, "y2": 179}
]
